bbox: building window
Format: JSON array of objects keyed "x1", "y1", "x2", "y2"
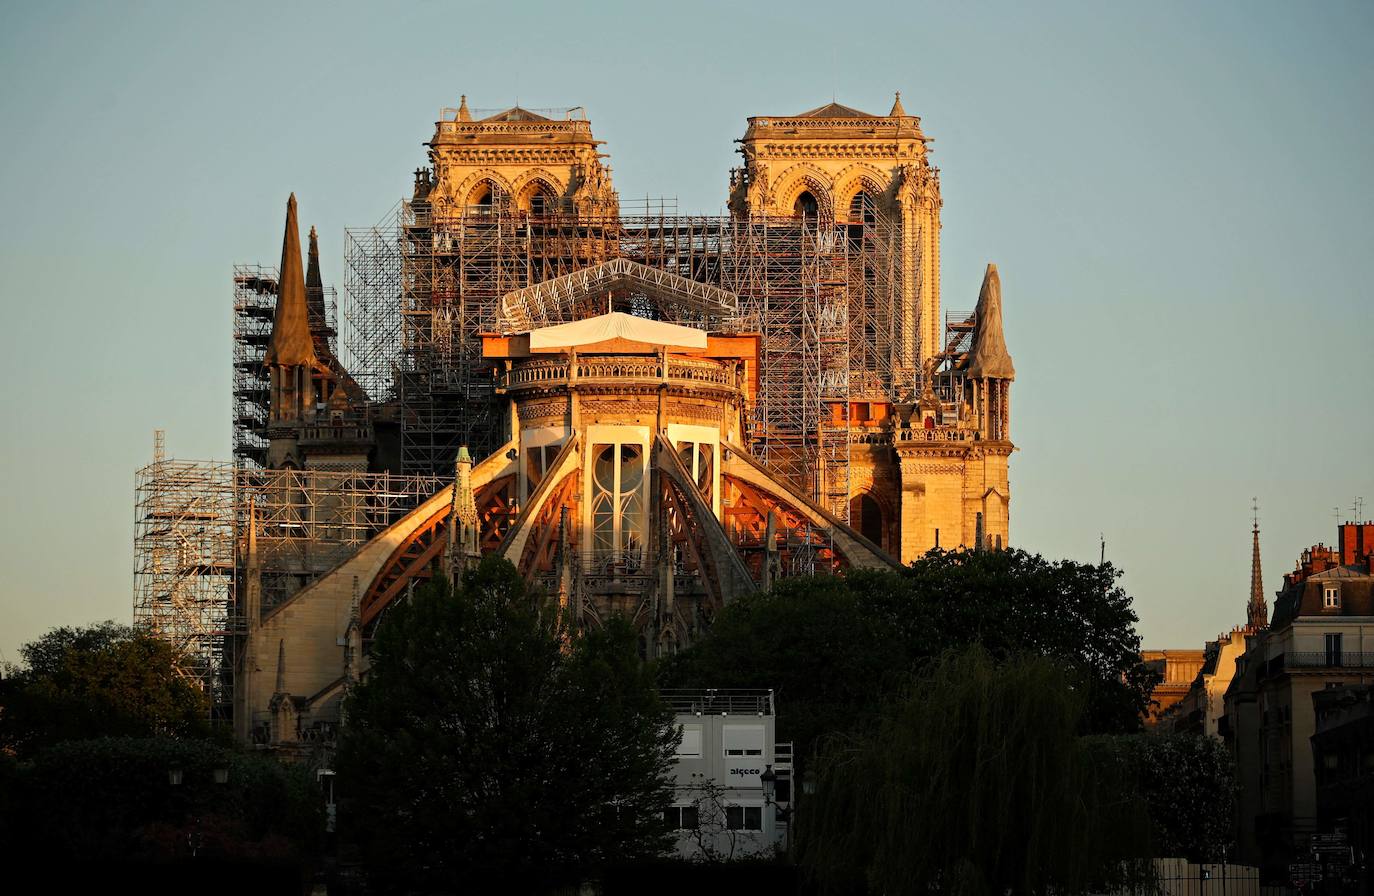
[
  {"x1": 469, "y1": 181, "x2": 503, "y2": 215},
  {"x1": 1325, "y1": 633, "x2": 1343, "y2": 667},
  {"x1": 1323, "y1": 584, "x2": 1341, "y2": 609},
  {"x1": 664, "y1": 805, "x2": 699, "y2": 830},
  {"x1": 723, "y1": 724, "x2": 764, "y2": 757},
  {"x1": 524, "y1": 442, "x2": 563, "y2": 494},
  {"x1": 590, "y1": 443, "x2": 646, "y2": 561},
  {"x1": 847, "y1": 190, "x2": 877, "y2": 226},
  {"x1": 725, "y1": 805, "x2": 763, "y2": 831},
  {"x1": 793, "y1": 190, "x2": 819, "y2": 221},
  {"x1": 676, "y1": 724, "x2": 702, "y2": 758},
  {"x1": 675, "y1": 441, "x2": 714, "y2": 504}
]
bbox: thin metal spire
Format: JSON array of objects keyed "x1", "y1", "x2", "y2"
[{"x1": 1248, "y1": 498, "x2": 1267, "y2": 630}]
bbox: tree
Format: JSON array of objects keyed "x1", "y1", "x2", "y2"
[
  {"x1": 797, "y1": 649, "x2": 1154, "y2": 896},
  {"x1": 1083, "y1": 733, "x2": 1237, "y2": 862},
  {"x1": 0, "y1": 621, "x2": 209, "y2": 757},
  {"x1": 336, "y1": 556, "x2": 678, "y2": 893},
  {"x1": 658, "y1": 570, "x2": 925, "y2": 765},
  {"x1": 2, "y1": 736, "x2": 322, "y2": 867},
  {"x1": 903, "y1": 549, "x2": 1156, "y2": 734},
  {"x1": 659, "y1": 550, "x2": 1157, "y2": 765}
]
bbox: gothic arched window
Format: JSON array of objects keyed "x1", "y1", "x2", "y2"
[
  {"x1": 590, "y1": 443, "x2": 646, "y2": 562},
  {"x1": 848, "y1": 190, "x2": 877, "y2": 225}
]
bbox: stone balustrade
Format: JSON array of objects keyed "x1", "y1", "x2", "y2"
[{"x1": 505, "y1": 355, "x2": 737, "y2": 390}]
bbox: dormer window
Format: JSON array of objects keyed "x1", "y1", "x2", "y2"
[{"x1": 1323, "y1": 584, "x2": 1341, "y2": 610}]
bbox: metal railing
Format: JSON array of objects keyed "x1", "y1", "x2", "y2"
[
  {"x1": 661, "y1": 689, "x2": 775, "y2": 716},
  {"x1": 1284, "y1": 651, "x2": 1374, "y2": 670}
]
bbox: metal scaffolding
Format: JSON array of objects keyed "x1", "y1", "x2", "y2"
[
  {"x1": 134, "y1": 429, "x2": 448, "y2": 714},
  {"x1": 234, "y1": 264, "x2": 338, "y2": 469},
  {"x1": 337, "y1": 197, "x2": 908, "y2": 519},
  {"x1": 133, "y1": 431, "x2": 237, "y2": 708}
]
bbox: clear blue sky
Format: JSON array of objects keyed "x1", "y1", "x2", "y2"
[{"x1": 1, "y1": 1, "x2": 1371, "y2": 664}]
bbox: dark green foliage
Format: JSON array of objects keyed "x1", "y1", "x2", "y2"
[
  {"x1": 660, "y1": 550, "x2": 1156, "y2": 763},
  {"x1": 336, "y1": 556, "x2": 678, "y2": 893},
  {"x1": 1084, "y1": 733, "x2": 1237, "y2": 861},
  {"x1": 0, "y1": 621, "x2": 210, "y2": 757},
  {"x1": 1, "y1": 736, "x2": 322, "y2": 864},
  {"x1": 904, "y1": 549, "x2": 1156, "y2": 734},
  {"x1": 798, "y1": 649, "x2": 1154, "y2": 896},
  {"x1": 658, "y1": 570, "x2": 922, "y2": 764}
]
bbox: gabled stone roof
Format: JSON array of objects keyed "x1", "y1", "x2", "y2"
[
  {"x1": 482, "y1": 106, "x2": 551, "y2": 123},
  {"x1": 794, "y1": 101, "x2": 877, "y2": 119}
]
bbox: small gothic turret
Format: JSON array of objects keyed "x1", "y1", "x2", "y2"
[
  {"x1": 966, "y1": 264, "x2": 1014, "y2": 381},
  {"x1": 305, "y1": 225, "x2": 331, "y2": 349},
  {"x1": 262, "y1": 195, "x2": 375, "y2": 470},
  {"x1": 966, "y1": 264, "x2": 1013, "y2": 442},
  {"x1": 889, "y1": 91, "x2": 907, "y2": 117},
  {"x1": 264, "y1": 194, "x2": 320, "y2": 372},
  {"x1": 264, "y1": 194, "x2": 325, "y2": 433}
]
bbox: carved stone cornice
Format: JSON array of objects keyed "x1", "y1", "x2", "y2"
[
  {"x1": 433, "y1": 148, "x2": 587, "y2": 167},
  {"x1": 754, "y1": 143, "x2": 924, "y2": 161}
]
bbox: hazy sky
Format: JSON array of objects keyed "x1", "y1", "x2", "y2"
[{"x1": 1, "y1": 1, "x2": 1371, "y2": 664}]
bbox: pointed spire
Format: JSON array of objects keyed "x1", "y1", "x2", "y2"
[
  {"x1": 1248, "y1": 500, "x2": 1269, "y2": 630},
  {"x1": 305, "y1": 225, "x2": 328, "y2": 338},
  {"x1": 456, "y1": 94, "x2": 472, "y2": 122},
  {"x1": 966, "y1": 264, "x2": 1015, "y2": 380},
  {"x1": 264, "y1": 194, "x2": 320, "y2": 368},
  {"x1": 889, "y1": 91, "x2": 907, "y2": 117}
]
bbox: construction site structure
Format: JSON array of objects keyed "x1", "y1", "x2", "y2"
[{"x1": 134, "y1": 95, "x2": 1016, "y2": 737}]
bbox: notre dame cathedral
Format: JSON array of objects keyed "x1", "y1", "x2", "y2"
[{"x1": 134, "y1": 94, "x2": 1015, "y2": 745}]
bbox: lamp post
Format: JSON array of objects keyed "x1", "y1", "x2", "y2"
[{"x1": 759, "y1": 764, "x2": 792, "y2": 852}]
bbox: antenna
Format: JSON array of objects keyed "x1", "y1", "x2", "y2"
[
  {"x1": 1354, "y1": 497, "x2": 1365, "y2": 521},
  {"x1": 1252, "y1": 496, "x2": 1259, "y2": 532}
]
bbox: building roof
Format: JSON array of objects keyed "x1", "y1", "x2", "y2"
[
  {"x1": 966, "y1": 264, "x2": 1015, "y2": 380},
  {"x1": 794, "y1": 101, "x2": 878, "y2": 119},
  {"x1": 1270, "y1": 563, "x2": 1374, "y2": 628},
  {"x1": 264, "y1": 194, "x2": 321, "y2": 369},
  {"x1": 528, "y1": 311, "x2": 708, "y2": 353},
  {"x1": 482, "y1": 106, "x2": 551, "y2": 122}
]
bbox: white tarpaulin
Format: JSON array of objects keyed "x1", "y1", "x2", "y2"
[{"x1": 528, "y1": 311, "x2": 707, "y2": 352}]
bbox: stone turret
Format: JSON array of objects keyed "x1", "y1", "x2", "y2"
[
  {"x1": 305, "y1": 225, "x2": 332, "y2": 351},
  {"x1": 263, "y1": 195, "x2": 374, "y2": 470},
  {"x1": 966, "y1": 264, "x2": 1014, "y2": 381},
  {"x1": 264, "y1": 195, "x2": 320, "y2": 374}
]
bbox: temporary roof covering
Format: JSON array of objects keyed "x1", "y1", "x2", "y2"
[
  {"x1": 497, "y1": 257, "x2": 741, "y2": 334},
  {"x1": 528, "y1": 311, "x2": 707, "y2": 352}
]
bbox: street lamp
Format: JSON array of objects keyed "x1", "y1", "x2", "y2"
[{"x1": 759, "y1": 764, "x2": 792, "y2": 822}]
